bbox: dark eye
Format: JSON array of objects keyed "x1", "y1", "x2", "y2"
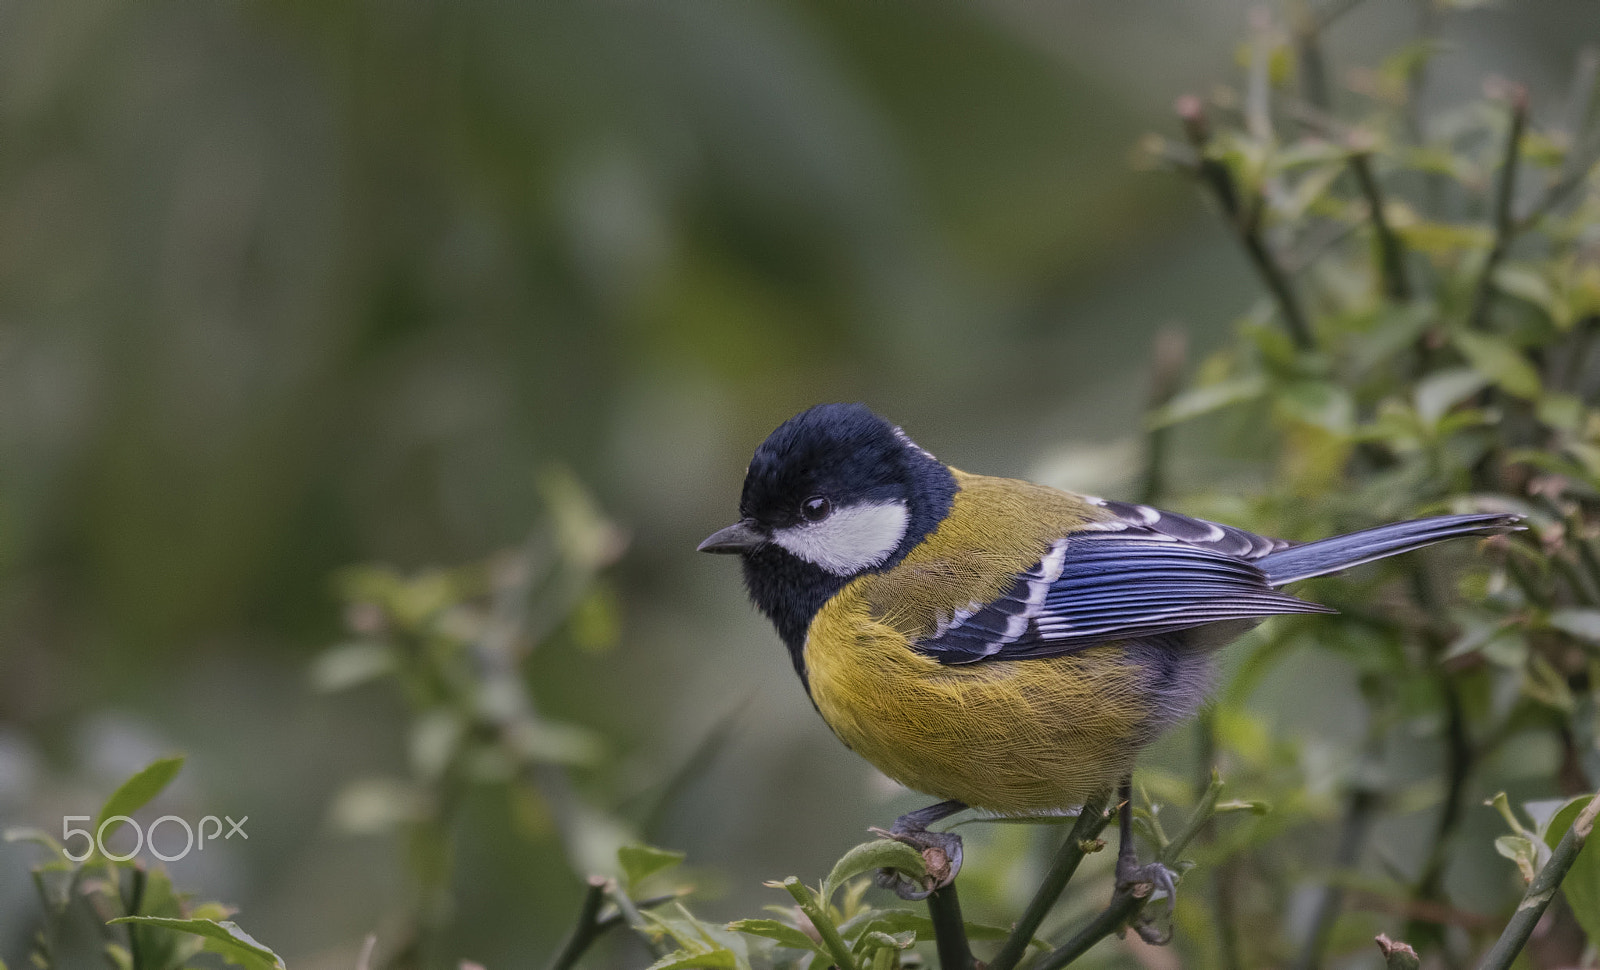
[{"x1": 801, "y1": 496, "x2": 831, "y2": 522}]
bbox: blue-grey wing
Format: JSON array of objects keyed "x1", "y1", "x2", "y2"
[{"x1": 914, "y1": 531, "x2": 1330, "y2": 665}]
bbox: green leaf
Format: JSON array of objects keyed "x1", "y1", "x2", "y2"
[
  {"x1": 97, "y1": 756, "x2": 185, "y2": 846},
  {"x1": 726, "y1": 919, "x2": 822, "y2": 953},
  {"x1": 108, "y1": 919, "x2": 284, "y2": 970},
  {"x1": 3, "y1": 828, "x2": 64, "y2": 859},
  {"x1": 1453, "y1": 330, "x2": 1541, "y2": 399},
  {"x1": 642, "y1": 949, "x2": 738, "y2": 970},
  {"x1": 1547, "y1": 609, "x2": 1600, "y2": 645},
  {"x1": 821, "y1": 840, "x2": 926, "y2": 901},
  {"x1": 309, "y1": 641, "x2": 393, "y2": 692},
  {"x1": 1537, "y1": 392, "x2": 1585, "y2": 433},
  {"x1": 837, "y1": 910, "x2": 1023, "y2": 946},
  {"x1": 1213, "y1": 799, "x2": 1272, "y2": 815},
  {"x1": 1494, "y1": 264, "x2": 1558, "y2": 321},
  {"x1": 619, "y1": 844, "x2": 687, "y2": 889},
  {"x1": 1540, "y1": 795, "x2": 1600, "y2": 940},
  {"x1": 1394, "y1": 221, "x2": 1493, "y2": 255},
  {"x1": 1147, "y1": 375, "x2": 1267, "y2": 428},
  {"x1": 1414, "y1": 368, "x2": 1489, "y2": 425},
  {"x1": 33, "y1": 862, "x2": 74, "y2": 910},
  {"x1": 854, "y1": 930, "x2": 916, "y2": 954},
  {"x1": 1493, "y1": 833, "x2": 1535, "y2": 861},
  {"x1": 1276, "y1": 380, "x2": 1354, "y2": 434},
  {"x1": 504, "y1": 718, "x2": 604, "y2": 766},
  {"x1": 122, "y1": 870, "x2": 198, "y2": 970}
]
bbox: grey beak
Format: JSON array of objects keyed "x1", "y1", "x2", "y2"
[{"x1": 698, "y1": 519, "x2": 765, "y2": 554}]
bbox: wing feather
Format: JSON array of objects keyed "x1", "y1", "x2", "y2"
[{"x1": 914, "y1": 531, "x2": 1328, "y2": 665}]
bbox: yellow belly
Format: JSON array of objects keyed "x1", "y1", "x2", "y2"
[{"x1": 804, "y1": 593, "x2": 1154, "y2": 815}]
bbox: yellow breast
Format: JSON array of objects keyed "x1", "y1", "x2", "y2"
[{"x1": 801, "y1": 471, "x2": 1159, "y2": 814}]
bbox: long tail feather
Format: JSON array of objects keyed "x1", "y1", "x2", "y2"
[{"x1": 1258, "y1": 512, "x2": 1522, "y2": 587}]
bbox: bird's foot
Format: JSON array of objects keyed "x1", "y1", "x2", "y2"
[
  {"x1": 869, "y1": 825, "x2": 963, "y2": 901},
  {"x1": 1115, "y1": 853, "x2": 1178, "y2": 945}
]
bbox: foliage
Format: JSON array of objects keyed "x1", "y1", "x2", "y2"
[
  {"x1": 4, "y1": 757, "x2": 288, "y2": 970},
  {"x1": 1128, "y1": 5, "x2": 1600, "y2": 967},
  {"x1": 312, "y1": 469, "x2": 633, "y2": 969},
  {"x1": 9, "y1": 5, "x2": 1600, "y2": 970}
]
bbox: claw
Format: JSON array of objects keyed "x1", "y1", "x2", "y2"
[
  {"x1": 867, "y1": 801, "x2": 967, "y2": 900},
  {"x1": 1115, "y1": 859, "x2": 1178, "y2": 917},
  {"x1": 870, "y1": 826, "x2": 964, "y2": 901},
  {"x1": 1115, "y1": 856, "x2": 1178, "y2": 944}
]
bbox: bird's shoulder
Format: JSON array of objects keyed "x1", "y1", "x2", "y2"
[
  {"x1": 839, "y1": 470, "x2": 1311, "y2": 661},
  {"x1": 838, "y1": 470, "x2": 1111, "y2": 638}
]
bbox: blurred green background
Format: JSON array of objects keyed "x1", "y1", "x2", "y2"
[{"x1": 0, "y1": 1, "x2": 1595, "y2": 966}]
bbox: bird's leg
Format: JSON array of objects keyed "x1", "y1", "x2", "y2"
[
  {"x1": 870, "y1": 799, "x2": 967, "y2": 900},
  {"x1": 1114, "y1": 776, "x2": 1177, "y2": 942}
]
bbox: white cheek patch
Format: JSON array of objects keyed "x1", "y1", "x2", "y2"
[{"x1": 771, "y1": 500, "x2": 910, "y2": 576}]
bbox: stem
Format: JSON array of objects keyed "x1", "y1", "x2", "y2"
[
  {"x1": 1293, "y1": 2, "x2": 1331, "y2": 112},
  {"x1": 986, "y1": 796, "x2": 1113, "y2": 970},
  {"x1": 545, "y1": 877, "x2": 608, "y2": 970},
  {"x1": 1193, "y1": 714, "x2": 1244, "y2": 968},
  {"x1": 1140, "y1": 328, "x2": 1187, "y2": 506},
  {"x1": 1033, "y1": 776, "x2": 1225, "y2": 968},
  {"x1": 1405, "y1": 673, "x2": 1471, "y2": 950},
  {"x1": 1293, "y1": 702, "x2": 1385, "y2": 970},
  {"x1": 1468, "y1": 87, "x2": 1528, "y2": 330},
  {"x1": 1477, "y1": 792, "x2": 1600, "y2": 970},
  {"x1": 607, "y1": 881, "x2": 669, "y2": 959},
  {"x1": 783, "y1": 879, "x2": 858, "y2": 970},
  {"x1": 1405, "y1": 563, "x2": 1475, "y2": 955},
  {"x1": 1175, "y1": 98, "x2": 1316, "y2": 350},
  {"x1": 592, "y1": 893, "x2": 682, "y2": 934},
  {"x1": 1035, "y1": 894, "x2": 1142, "y2": 970},
  {"x1": 124, "y1": 865, "x2": 147, "y2": 970},
  {"x1": 1296, "y1": 790, "x2": 1380, "y2": 970},
  {"x1": 1517, "y1": 47, "x2": 1600, "y2": 231},
  {"x1": 1309, "y1": 0, "x2": 1371, "y2": 32},
  {"x1": 1349, "y1": 152, "x2": 1412, "y2": 300},
  {"x1": 1375, "y1": 934, "x2": 1421, "y2": 970},
  {"x1": 926, "y1": 885, "x2": 974, "y2": 970}
]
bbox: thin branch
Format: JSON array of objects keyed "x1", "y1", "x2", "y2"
[
  {"x1": 1374, "y1": 934, "x2": 1420, "y2": 970},
  {"x1": 1292, "y1": 712, "x2": 1385, "y2": 970},
  {"x1": 546, "y1": 877, "x2": 609, "y2": 970},
  {"x1": 592, "y1": 893, "x2": 683, "y2": 934},
  {"x1": 1035, "y1": 893, "x2": 1141, "y2": 970},
  {"x1": 1403, "y1": 564, "x2": 1474, "y2": 957},
  {"x1": 1468, "y1": 86, "x2": 1529, "y2": 330},
  {"x1": 1033, "y1": 775, "x2": 1225, "y2": 969},
  {"x1": 1176, "y1": 97, "x2": 1316, "y2": 350},
  {"x1": 1560, "y1": 47, "x2": 1599, "y2": 140},
  {"x1": 606, "y1": 881, "x2": 670, "y2": 959},
  {"x1": 1517, "y1": 46, "x2": 1600, "y2": 231},
  {"x1": 123, "y1": 865, "x2": 147, "y2": 970},
  {"x1": 1478, "y1": 791, "x2": 1600, "y2": 970},
  {"x1": 925, "y1": 885, "x2": 974, "y2": 970},
  {"x1": 1293, "y1": 3, "x2": 1332, "y2": 113},
  {"x1": 782, "y1": 879, "x2": 858, "y2": 970},
  {"x1": 1139, "y1": 328, "x2": 1187, "y2": 506},
  {"x1": 985, "y1": 796, "x2": 1113, "y2": 970},
  {"x1": 1349, "y1": 150, "x2": 1412, "y2": 300},
  {"x1": 1309, "y1": 0, "x2": 1371, "y2": 33}
]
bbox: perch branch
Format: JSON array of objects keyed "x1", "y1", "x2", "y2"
[
  {"x1": 1468, "y1": 86, "x2": 1528, "y2": 330},
  {"x1": 926, "y1": 885, "x2": 974, "y2": 970},
  {"x1": 1478, "y1": 792, "x2": 1600, "y2": 970},
  {"x1": 985, "y1": 796, "x2": 1114, "y2": 970},
  {"x1": 1176, "y1": 96, "x2": 1316, "y2": 350}
]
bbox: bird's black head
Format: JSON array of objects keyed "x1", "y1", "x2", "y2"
[{"x1": 699, "y1": 403, "x2": 957, "y2": 684}]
